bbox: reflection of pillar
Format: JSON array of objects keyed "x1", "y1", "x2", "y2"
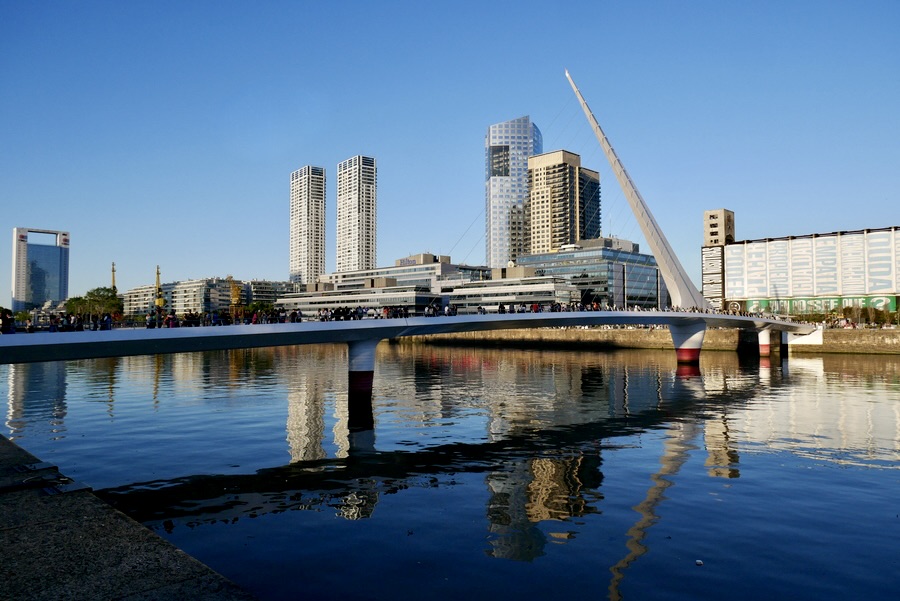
[
  {"x1": 669, "y1": 321, "x2": 706, "y2": 363},
  {"x1": 347, "y1": 340, "x2": 379, "y2": 432},
  {"x1": 758, "y1": 329, "x2": 771, "y2": 356}
]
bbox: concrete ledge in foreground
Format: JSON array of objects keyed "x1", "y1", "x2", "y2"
[{"x1": 0, "y1": 435, "x2": 256, "y2": 601}]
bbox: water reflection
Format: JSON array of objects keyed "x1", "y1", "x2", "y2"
[{"x1": 4, "y1": 345, "x2": 899, "y2": 598}]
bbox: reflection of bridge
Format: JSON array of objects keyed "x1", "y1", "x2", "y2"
[{"x1": 0, "y1": 311, "x2": 814, "y2": 429}]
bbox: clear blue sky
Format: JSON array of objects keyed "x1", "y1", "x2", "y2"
[{"x1": 2, "y1": 0, "x2": 898, "y2": 300}]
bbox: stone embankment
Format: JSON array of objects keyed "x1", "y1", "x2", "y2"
[
  {"x1": 398, "y1": 327, "x2": 900, "y2": 355},
  {"x1": 0, "y1": 435, "x2": 256, "y2": 600}
]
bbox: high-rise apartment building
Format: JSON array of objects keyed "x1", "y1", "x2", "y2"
[
  {"x1": 525, "y1": 150, "x2": 600, "y2": 255},
  {"x1": 11, "y1": 227, "x2": 70, "y2": 311},
  {"x1": 336, "y1": 155, "x2": 377, "y2": 273},
  {"x1": 289, "y1": 166, "x2": 326, "y2": 285},
  {"x1": 485, "y1": 116, "x2": 542, "y2": 268}
]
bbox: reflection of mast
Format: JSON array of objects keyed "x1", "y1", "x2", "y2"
[{"x1": 608, "y1": 422, "x2": 701, "y2": 601}]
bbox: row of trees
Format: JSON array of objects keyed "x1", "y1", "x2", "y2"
[{"x1": 11, "y1": 287, "x2": 124, "y2": 323}]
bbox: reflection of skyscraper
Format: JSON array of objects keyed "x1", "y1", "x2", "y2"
[
  {"x1": 11, "y1": 228, "x2": 70, "y2": 311},
  {"x1": 5, "y1": 362, "x2": 68, "y2": 439},
  {"x1": 336, "y1": 155, "x2": 377, "y2": 273},
  {"x1": 289, "y1": 166, "x2": 326, "y2": 285},
  {"x1": 485, "y1": 116, "x2": 542, "y2": 268}
]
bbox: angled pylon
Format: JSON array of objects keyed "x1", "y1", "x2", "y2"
[{"x1": 565, "y1": 70, "x2": 708, "y2": 310}]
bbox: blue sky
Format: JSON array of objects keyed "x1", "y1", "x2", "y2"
[{"x1": 2, "y1": 0, "x2": 898, "y2": 299}]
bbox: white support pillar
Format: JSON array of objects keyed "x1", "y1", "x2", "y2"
[
  {"x1": 758, "y1": 329, "x2": 771, "y2": 356},
  {"x1": 669, "y1": 321, "x2": 707, "y2": 364}
]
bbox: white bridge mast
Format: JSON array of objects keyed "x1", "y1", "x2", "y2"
[{"x1": 565, "y1": 70, "x2": 708, "y2": 310}]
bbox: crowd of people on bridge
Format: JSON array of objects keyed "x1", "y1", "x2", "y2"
[{"x1": 3, "y1": 301, "x2": 806, "y2": 334}]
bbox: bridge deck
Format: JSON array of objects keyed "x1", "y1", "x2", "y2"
[{"x1": 0, "y1": 312, "x2": 815, "y2": 364}]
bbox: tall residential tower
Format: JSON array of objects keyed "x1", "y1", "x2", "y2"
[
  {"x1": 289, "y1": 166, "x2": 326, "y2": 285},
  {"x1": 336, "y1": 155, "x2": 377, "y2": 273},
  {"x1": 525, "y1": 150, "x2": 600, "y2": 254},
  {"x1": 485, "y1": 116, "x2": 542, "y2": 268},
  {"x1": 11, "y1": 228, "x2": 70, "y2": 311}
]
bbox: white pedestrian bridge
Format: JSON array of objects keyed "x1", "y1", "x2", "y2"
[
  {"x1": 0, "y1": 311, "x2": 816, "y2": 366},
  {"x1": 0, "y1": 311, "x2": 817, "y2": 432}
]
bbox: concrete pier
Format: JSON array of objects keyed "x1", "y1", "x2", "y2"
[{"x1": 0, "y1": 434, "x2": 256, "y2": 601}]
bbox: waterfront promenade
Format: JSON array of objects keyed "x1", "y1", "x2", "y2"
[{"x1": 0, "y1": 434, "x2": 256, "y2": 600}]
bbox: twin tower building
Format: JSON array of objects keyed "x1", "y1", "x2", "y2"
[{"x1": 289, "y1": 116, "x2": 600, "y2": 285}]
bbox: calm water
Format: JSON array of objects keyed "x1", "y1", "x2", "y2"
[{"x1": 3, "y1": 344, "x2": 899, "y2": 600}]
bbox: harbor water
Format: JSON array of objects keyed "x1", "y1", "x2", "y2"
[{"x1": 3, "y1": 343, "x2": 899, "y2": 600}]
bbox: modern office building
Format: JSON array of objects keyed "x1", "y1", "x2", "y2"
[
  {"x1": 516, "y1": 237, "x2": 668, "y2": 309},
  {"x1": 319, "y1": 253, "x2": 490, "y2": 294},
  {"x1": 448, "y1": 275, "x2": 580, "y2": 314},
  {"x1": 485, "y1": 116, "x2": 542, "y2": 268},
  {"x1": 277, "y1": 252, "x2": 491, "y2": 315},
  {"x1": 336, "y1": 155, "x2": 377, "y2": 273},
  {"x1": 701, "y1": 211, "x2": 899, "y2": 315},
  {"x1": 11, "y1": 228, "x2": 70, "y2": 312},
  {"x1": 289, "y1": 166, "x2": 326, "y2": 285},
  {"x1": 525, "y1": 150, "x2": 600, "y2": 255}
]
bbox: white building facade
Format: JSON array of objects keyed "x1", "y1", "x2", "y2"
[
  {"x1": 701, "y1": 213, "x2": 899, "y2": 315},
  {"x1": 289, "y1": 166, "x2": 326, "y2": 285},
  {"x1": 485, "y1": 116, "x2": 542, "y2": 269},
  {"x1": 336, "y1": 155, "x2": 377, "y2": 273}
]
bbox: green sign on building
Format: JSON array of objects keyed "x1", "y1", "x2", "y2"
[{"x1": 732, "y1": 295, "x2": 897, "y2": 314}]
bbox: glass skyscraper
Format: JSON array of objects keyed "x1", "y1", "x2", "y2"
[
  {"x1": 11, "y1": 228, "x2": 70, "y2": 312},
  {"x1": 485, "y1": 116, "x2": 542, "y2": 268}
]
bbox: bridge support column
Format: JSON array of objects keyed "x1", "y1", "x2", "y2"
[
  {"x1": 758, "y1": 329, "x2": 771, "y2": 356},
  {"x1": 669, "y1": 321, "x2": 706, "y2": 364},
  {"x1": 347, "y1": 339, "x2": 380, "y2": 432}
]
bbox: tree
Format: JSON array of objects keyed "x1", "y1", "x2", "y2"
[{"x1": 66, "y1": 287, "x2": 123, "y2": 318}]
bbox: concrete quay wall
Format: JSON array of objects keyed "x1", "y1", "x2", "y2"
[
  {"x1": 397, "y1": 327, "x2": 900, "y2": 355},
  {"x1": 791, "y1": 328, "x2": 900, "y2": 355},
  {"x1": 0, "y1": 435, "x2": 256, "y2": 601}
]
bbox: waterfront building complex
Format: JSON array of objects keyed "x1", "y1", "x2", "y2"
[
  {"x1": 121, "y1": 277, "x2": 296, "y2": 317},
  {"x1": 277, "y1": 253, "x2": 491, "y2": 315},
  {"x1": 525, "y1": 150, "x2": 600, "y2": 255},
  {"x1": 701, "y1": 210, "x2": 899, "y2": 315},
  {"x1": 11, "y1": 228, "x2": 70, "y2": 312},
  {"x1": 337, "y1": 155, "x2": 377, "y2": 273},
  {"x1": 516, "y1": 237, "x2": 668, "y2": 310},
  {"x1": 289, "y1": 166, "x2": 326, "y2": 285},
  {"x1": 485, "y1": 116, "x2": 542, "y2": 268}
]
